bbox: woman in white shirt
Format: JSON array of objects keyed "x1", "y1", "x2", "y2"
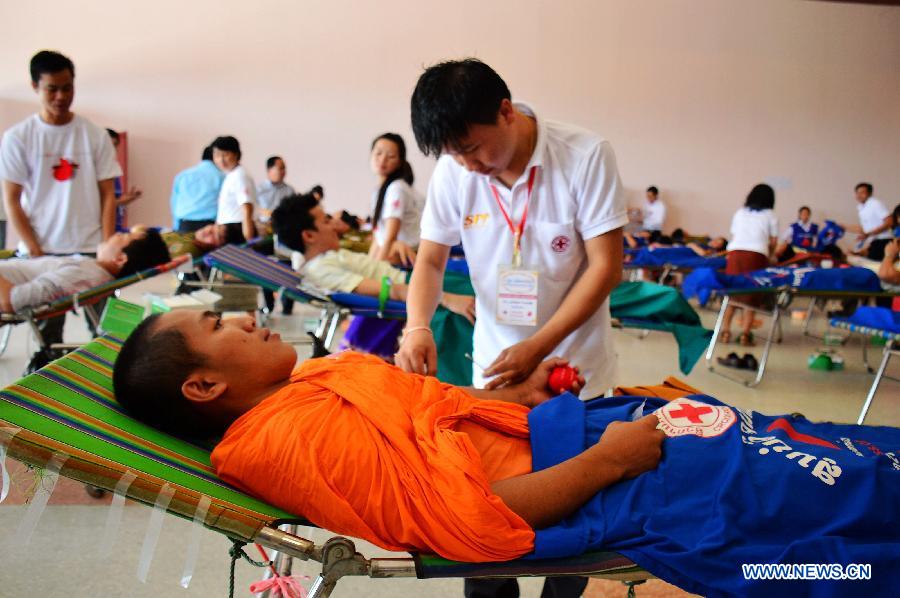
[
  {"x1": 721, "y1": 183, "x2": 778, "y2": 346},
  {"x1": 368, "y1": 133, "x2": 423, "y2": 265}
]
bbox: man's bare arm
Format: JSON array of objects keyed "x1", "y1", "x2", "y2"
[
  {"x1": 492, "y1": 415, "x2": 665, "y2": 529},
  {"x1": 241, "y1": 203, "x2": 256, "y2": 242},
  {"x1": 394, "y1": 240, "x2": 451, "y2": 375},
  {"x1": 98, "y1": 178, "x2": 117, "y2": 240},
  {"x1": 0, "y1": 276, "x2": 14, "y2": 312},
  {"x1": 2, "y1": 181, "x2": 42, "y2": 255}
]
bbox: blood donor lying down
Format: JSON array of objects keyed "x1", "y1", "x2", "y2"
[{"x1": 114, "y1": 311, "x2": 900, "y2": 597}]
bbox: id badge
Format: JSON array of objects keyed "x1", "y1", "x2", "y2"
[{"x1": 496, "y1": 265, "x2": 539, "y2": 326}]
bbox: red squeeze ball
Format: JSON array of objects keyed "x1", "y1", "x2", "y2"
[{"x1": 548, "y1": 365, "x2": 578, "y2": 394}]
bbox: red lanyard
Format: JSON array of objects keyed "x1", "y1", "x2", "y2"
[{"x1": 489, "y1": 166, "x2": 537, "y2": 267}]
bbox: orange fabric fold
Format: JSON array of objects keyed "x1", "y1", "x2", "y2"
[
  {"x1": 614, "y1": 376, "x2": 703, "y2": 400},
  {"x1": 211, "y1": 352, "x2": 536, "y2": 562}
]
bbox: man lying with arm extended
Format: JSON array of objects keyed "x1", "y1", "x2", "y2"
[
  {"x1": 113, "y1": 310, "x2": 900, "y2": 596},
  {"x1": 271, "y1": 193, "x2": 476, "y2": 324},
  {"x1": 0, "y1": 229, "x2": 171, "y2": 313}
]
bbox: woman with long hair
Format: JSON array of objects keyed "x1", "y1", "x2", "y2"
[
  {"x1": 368, "y1": 133, "x2": 423, "y2": 265},
  {"x1": 720, "y1": 183, "x2": 778, "y2": 346}
]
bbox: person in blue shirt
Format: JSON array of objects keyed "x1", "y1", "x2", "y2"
[{"x1": 170, "y1": 144, "x2": 224, "y2": 232}]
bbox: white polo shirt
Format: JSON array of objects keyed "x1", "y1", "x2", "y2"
[
  {"x1": 857, "y1": 197, "x2": 891, "y2": 241},
  {"x1": 420, "y1": 102, "x2": 627, "y2": 397},
  {"x1": 372, "y1": 179, "x2": 424, "y2": 248},
  {"x1": 729, "y1": 207, "x2": 778, "y2": 256},
  {"x1": 216, "y1": 165, "x2": 256, "y2": 225},
  {"x1": 642, "y1": 199, "x2": 666, "y2": 231}
]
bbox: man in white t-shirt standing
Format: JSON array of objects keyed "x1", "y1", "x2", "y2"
[
  {"x1": 843, "y1": 182, "x2": 892, "y2": 261},
  {"x1": 396, "y1": 55, "x2": 625, "y2": 598},
  {"x1": 212, "y1": 136, "x2": 256, "y2": 243},
  {"x1": 0, "y1": 50, "x2": 121, "y2": 257},
  {"x1": 0, "y1": 50, "x2": 123, "y2": 356},
  {"x1": 639, "y1": 185, "x2": 666, "y2": 232}
]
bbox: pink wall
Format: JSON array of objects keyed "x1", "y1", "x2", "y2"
[{"x1": 1, "y1": 0, "x2": 898, "y2": 249}]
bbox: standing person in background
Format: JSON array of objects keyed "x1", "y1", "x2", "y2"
[
  {"x1": 367, "y1": 133, "x2": 423, "y2": 266},
  {"x1": 0, "y1": 50, "x2": 122, "y2": 355},
  {"x1": 170, "y1": 144, "x2": 224, "y2": 232},
  {"x1": 719, "y1": 183, "x2": 778, "y2": 347},
  {"x1": 256, "y1": 155, "x2": 297, "y2": 315},
  {"x1": 0, "y1": 50, "x2": 121, "y2": 257},
  {"x1": 105, "y1": 128, "x2": 142, "y2": 231},
  {"x1": 255, "y1": 156, "x2": 296, "y2": 224},
  {"x1": 639, "y1": 185, "x2": 666, "y2": 233},
  {"x1": 842, "y1": 183, "x2": 892, "y2": 261},
  {"x1": 212, "y1": 136, "x2": 256, "y2": 243}
]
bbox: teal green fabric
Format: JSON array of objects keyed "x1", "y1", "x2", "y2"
[
  {"x1": 432, "y1": 270, "x2": 475, "y2": 386},
  {"x1": 610, "y1": 281, "x2": 712, "y2": 374}
]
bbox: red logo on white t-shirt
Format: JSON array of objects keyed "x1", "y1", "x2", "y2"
[
  {"x1": 550, "y1": 235, "x2": 570, "y2": 253},
  {"x1": 392, "y1": 199, "x2": 401, "y2": 209},
  {"x1": 655, "y1": 398, "x2": 736, "y2": 439},
  {"x1": 52, "y1": 158, "x2": 79, "y2": 181}
]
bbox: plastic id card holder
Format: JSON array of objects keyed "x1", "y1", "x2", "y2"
[{"x1": 496, "y1": 265, "x2": 539, "y2": 326}]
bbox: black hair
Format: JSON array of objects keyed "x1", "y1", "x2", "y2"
[
  {"x1": 855, "y1": 182, "x2": 873, "y2": 195},
  {"x1": 340, "y1": 210, "x2": 361, "y2": 231},
  {"x1": 113, "y1": 314, "x2": 220, "y2": 439},
  {"x1": 371, "y1": 133, "x2": 414, "y2": 230},
  {"x1": 410, "y1": 58, "x2": 511, "y2": 157},
  {"x1": 271, "y1": 193, "x2": 321, "y2": 253},
  {"x1": 744, "y1": 184, "x2": 775, "y2": 211},
  {"x1": 30, "y1": 50, "x2": 75, "y2": 84},
  {"x1": 891, "y1": 203, "x2": 900, "y2": 227},
  {"x1": 646, "y1": 186, "x2": 659, "y2": 195},
  {"x1": 119, "y1": 230, "x2": 171, "y2": 278},
  {"x1": 222, "y1": 222, "x2": 246, "y2": 245},
  {"x1": 309, "y1": 184, "x2": 324, "y2": 198},
  {"x1": 671, "y1": 228, "x2": 685, "y2": 244},
  {"x1": 266, "y1": 155, "x2": 282, "y2": 170},
  {"x1": 106, "y1": 128, "x2": 120, "y2": 143},
  {"x1": 798, "y1": 206, "x2": 811, "y2": 215},
  {"x1": 212, "y1": 136, "x2": 241, "y2": 160},
  {"x1": 201, "y1": 145, "x2": 214, "y2": 161}
]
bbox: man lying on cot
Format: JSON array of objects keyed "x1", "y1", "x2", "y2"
[
  {"x1": 0, "y1": 229, "x2": 171, "y2": 313},
  {"x1": 271, "y1": 192, "x2": 475, "y2": 323},
  {"x1": 114, "y1": 310, "x2": 900, "y2": 596}
]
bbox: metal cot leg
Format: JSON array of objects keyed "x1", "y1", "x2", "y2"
[
  {"x1": 705, "y1": 295, "x2": 729, "y2": 366},
  {"x1": 857, "y1": 340, "x2": 896, "y2": 425}
]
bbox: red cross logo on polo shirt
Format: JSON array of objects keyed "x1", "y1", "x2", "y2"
[
  {"x1": 551, "y1": 235, "x2": 570, "y2": 253},
  {"x1": 668, "y1": 403, "x2": 713, "y2": 424}
]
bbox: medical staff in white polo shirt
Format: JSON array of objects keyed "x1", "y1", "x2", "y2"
[
  {"x1": 396, "y1": 59, "x2": 627, "y2": 405},
  {"x1": 843, "y1": 182, "x2": 892, "y2": 261}
]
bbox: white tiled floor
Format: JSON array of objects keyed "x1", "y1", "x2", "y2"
[{"x1": 0, "y1": 275, "x2": 896, "y2": 597}]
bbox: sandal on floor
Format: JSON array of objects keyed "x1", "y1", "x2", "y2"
[
  {"x1": 739, "y1": 332, "x2": 755, "y2": 347},
  {"x1": 742, "y1": 353, "x2": 759, "y2": 370},
  {"x1": 717, "y1": 352, "x2": 742, "y2": 368},
  {"x1": 718, "y1": 330, "x2": 732, "y2": 344}
]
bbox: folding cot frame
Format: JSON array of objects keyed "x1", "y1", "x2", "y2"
[
  {"x1": 0, "y1": 255, "x2": 190, "y2": 364},
  {"x1": 828, "y1": 318, "x2": 900, "y2": 425},
  {"x1": 705, "y1": 287, "x2": 898, "y2": 388},
  {"x1": 0, "y1": 335, "x2": 651, "y2": 598}
]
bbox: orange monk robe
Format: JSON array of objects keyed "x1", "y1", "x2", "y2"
[{"x1": 211, "y1": 352, "x2": 536, "y2": 562}]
